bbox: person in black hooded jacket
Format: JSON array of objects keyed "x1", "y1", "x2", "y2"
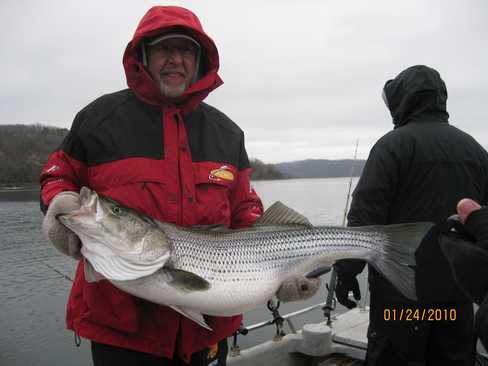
[{"x1": 334, "y1": 65, "x2": 488, "y2": 365}]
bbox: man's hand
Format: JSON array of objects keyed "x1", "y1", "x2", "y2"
[
  {"x1": 42, "y1": 191, "x2": 82, "y2": 259},
  {"x1": 457, "y1": 198, "x2": 482, "y2": 223},
  {"x1": 276, "y1": 276, "x2": 321, "y2": 302},
  {"x1": 335, "y1": 273, "x2": 361, "y2": 309},
  {"x1": 457, "y1": 198, "x2": 488, "y2": 251}
]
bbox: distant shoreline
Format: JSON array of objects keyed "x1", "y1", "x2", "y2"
[
  {"x1": 0, "y1": 175, "x2": 359, "y2": 190},
  {"x1": 0, "y1": 177, "x2": 359, "y2": 202},
  {"x1": 0, "y1": 186, "x2": 39, "y2": 202},
  {"x1": 0, "y1": 185, "x2": 39, "y2": 192}
]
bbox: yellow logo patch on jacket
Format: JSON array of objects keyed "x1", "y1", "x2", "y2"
[{"x1": 209, "y1": 166, "x2": 234, "y2": 182}]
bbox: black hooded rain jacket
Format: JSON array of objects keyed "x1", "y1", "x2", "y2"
[{"x1": 340, "y1": 65, "x2": 488, "y2": 302}]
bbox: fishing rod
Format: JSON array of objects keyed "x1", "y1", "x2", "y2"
[
  {"x1": 41, "y1": 259, "x2": 82, "y2": 346},
  {"x1": 42, "y1": 260, "x2": 74, "y2": 282},
  {"x1": 342, "y1": 139, "x2": 359, "y2": 227},
  {"x1": 323, "y1": 138, "x2": 360, "y2": 324}
]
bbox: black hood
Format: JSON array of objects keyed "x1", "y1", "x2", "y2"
[{"x1": 383, "y1": 65, "x2": 449, "y2": 128}]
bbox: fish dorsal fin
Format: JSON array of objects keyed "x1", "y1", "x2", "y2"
[{"x1": 254, "y1": 201, "x2": 313, "y2": 228}]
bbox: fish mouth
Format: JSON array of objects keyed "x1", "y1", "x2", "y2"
[
  {"x1": 55, "y1": 212, "x2": 69, "y2": 221},
  {"x1": 56, "y1": 210, "x2": 83, "y2": 227},
  {"x1": 55, "y1": 188, "x2": 98, "y2": 228},
  {"x1": 80, "y1": 186, "x2": 97, "y2": 206},
  {"x1": 56, "y1": 211, "x2": 74, "y2": 230}
]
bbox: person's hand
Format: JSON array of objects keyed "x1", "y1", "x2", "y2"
[
  {"x1": 457, "y1": 198, "x2": 482, "y2": 223},
  {"x1": 457, "y1": 198, "x2": 488, "y2": 251},
  {"x1": 335, "y1": 273, "x2": 361, "y2": 309},
  {"x1": 276, "y1": 276, "x2": 321, "y2": 302},
  {"x1": 42, "y1": 191, "x2": 82, "y2": 259}
]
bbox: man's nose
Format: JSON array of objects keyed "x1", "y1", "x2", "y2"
[{"x1": 167, "y1": 49, "x2": 184, "y2": 64}]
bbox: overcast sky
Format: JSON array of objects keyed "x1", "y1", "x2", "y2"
[{"x1": 1, "y1": 0, "x2": 487, "y2": 163}]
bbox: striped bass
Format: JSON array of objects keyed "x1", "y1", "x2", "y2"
[{"x1": 58, "y1": 187, "x2": 433, "y2": 330}]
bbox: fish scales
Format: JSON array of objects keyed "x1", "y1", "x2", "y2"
[{"x1": 164, "y1": 225, "x2": 385, "y2": 282}]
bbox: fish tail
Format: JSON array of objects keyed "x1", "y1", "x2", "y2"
[{"x1": 364, "y1": 222, "x2": 433, "y2": 300}]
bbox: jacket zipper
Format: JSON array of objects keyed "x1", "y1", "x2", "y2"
[{"x1": 175, "y1": 112, "x2": 183, "y2": 226}]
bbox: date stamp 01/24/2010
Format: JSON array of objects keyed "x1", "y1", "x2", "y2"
[{"x1": 383, "y1": 308, "x2": 457, "y2": 322}]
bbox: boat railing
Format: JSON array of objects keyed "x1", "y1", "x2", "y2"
[
  {"x1": 229, "y1": 263, "x2": 371, "y2": 357},
  {"x1": 230, "y1": 266, "x2": 339, "y2": 357},
  {"x1": 230, "y1": 299, "x2": 331, "y2": 357}
]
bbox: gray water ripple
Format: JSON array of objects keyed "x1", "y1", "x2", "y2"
[{"x1": 0, "y1": 201, "x2": 90, "y2": 366}]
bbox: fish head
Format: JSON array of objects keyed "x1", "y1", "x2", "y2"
[
  {"x1": 58, "y1": 187, "x2": 171, "y2": 263},
  {"x1": 56, "y1": 187, "x2": 103, "y2": 238}
]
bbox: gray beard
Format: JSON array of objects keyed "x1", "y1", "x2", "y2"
[{"x1": 159, "y1": 82, "x2": 188, "y2": 98}]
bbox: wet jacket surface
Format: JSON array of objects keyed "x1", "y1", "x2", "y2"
[
  {"x1": 338, "y1": 65, "x2": 488, "y2": 302},
  {"x1": 39, "y1": 6, "x2": 263, "y2": 362}
]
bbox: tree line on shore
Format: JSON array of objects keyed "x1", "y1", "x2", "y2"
[
  {"x1": 0, "y1": 124, "x2": 67, "y2": 186},
  {"x1": 0, "y1": 124, "x2": 365, "y2": 187},
  {"x1": 0, "y1": 124, "x2": 285, "y2": 187}
]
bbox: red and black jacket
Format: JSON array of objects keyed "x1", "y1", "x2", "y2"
[{"x1": 40, "y1": 6, "x2": 263, "y2": 362}]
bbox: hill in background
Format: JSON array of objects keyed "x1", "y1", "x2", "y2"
[
  {"x1": 275, "y1": 159, "x2": 365, "y2": 178},
  {"x1": 0, "y1": 124, "x2": 68, "y2": 186},
  {"x1": 249, "y1": 159, "x2": 284, "y2": 180},
  {"x1": 0, "y1": 124, "x2": 365, "y2": 186}
]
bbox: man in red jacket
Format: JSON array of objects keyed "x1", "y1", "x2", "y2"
[{"x1": 41, "y1": 6, "x2": 319, "y2": 366}]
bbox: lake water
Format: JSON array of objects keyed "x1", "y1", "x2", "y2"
[{"x1": 0, "y1": 177, "x2": 365, "y2": 366}]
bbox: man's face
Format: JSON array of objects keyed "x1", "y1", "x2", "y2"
[{"x1": 147, "y1": 37, "x2": 198, "y2": 98}]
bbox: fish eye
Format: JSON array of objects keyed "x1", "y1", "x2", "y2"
[{"x1": 111, "y1": 206, "x2": 123, "y2": 215}]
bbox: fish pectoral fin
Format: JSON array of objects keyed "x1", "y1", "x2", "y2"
[
  {"x1": 254, "y1": 201, "x2": 313, "y2": 228},
  {"x1": 84, "y1": 259, "x2": 106, "y2": 283},
  {"x1": 168, "y1": 305, "x2": 213, "y2": 331},
  {"x1": 165, "y1": 268, "x2": 211, "y2": 293}
]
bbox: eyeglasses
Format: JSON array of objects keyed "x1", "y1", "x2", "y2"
[{"x1": 149, "y1": 41, "x2": 198, "y2": 60}]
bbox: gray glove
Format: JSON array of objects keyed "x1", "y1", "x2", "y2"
[
  {"x1": 276, "y1": 276, "x2": 321, "y2": 302},
  {"x1": 42, "y1": 191, "x2": 82, "y2": 259}
]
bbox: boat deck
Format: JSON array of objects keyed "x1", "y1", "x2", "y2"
[{"x1": 228, "y1": 307, "x2": 369, "y2": 366}]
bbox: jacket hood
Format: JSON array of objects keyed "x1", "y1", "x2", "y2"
[
  {"x1": 123, "y1": 6, "x2": 223, "y2": 112},
  {"x1": 383, "y1": 65, "x2": 449, "y2": 128}
]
